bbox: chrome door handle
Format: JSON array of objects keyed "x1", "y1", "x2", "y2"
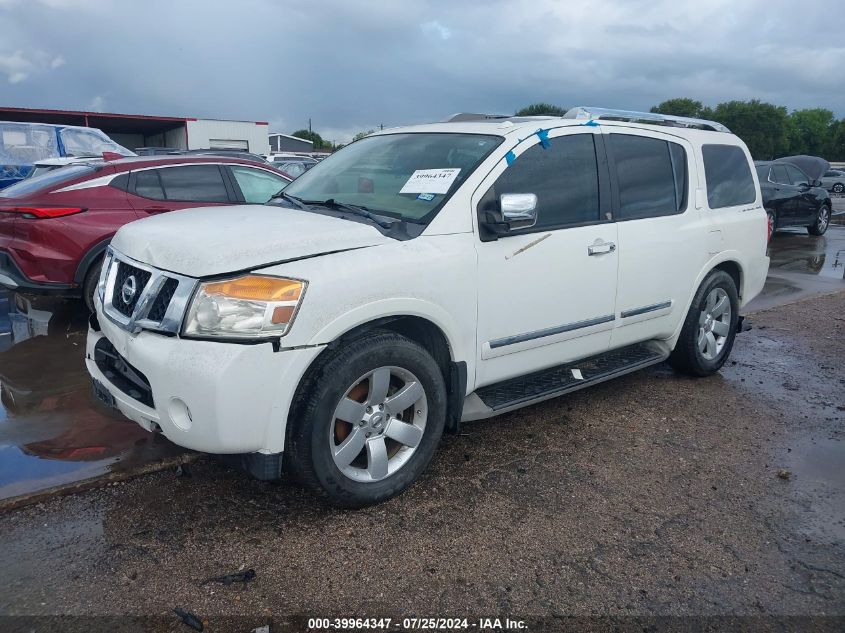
[{"x1": 588, "y1": 241, "x2": 616, "y2": 256}]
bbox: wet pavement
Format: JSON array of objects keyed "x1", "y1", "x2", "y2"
[
  {"x1": 0, "y1": 282, "x2": 842, "y2": 629},
  {"x1": 0, "y1": 219, "x2": 844, "y2": 507},
  {"x1": 0, "y1": 292, "x2": 185, "y2": 504}
]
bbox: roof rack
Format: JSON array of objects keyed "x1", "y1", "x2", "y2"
[
  {"x1": 442, "y1": 112, "x2": 557, "y2": 123},
  {"x1": 563, "y1": 107, "x2": 730, "y2": 133},
  {"x1": 443, "y1": 113, "x2": 511, "y2": 122}
]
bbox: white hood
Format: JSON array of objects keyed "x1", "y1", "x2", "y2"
[{"x1": 111, "y1": 205, "x2": 391, "y2": 277}]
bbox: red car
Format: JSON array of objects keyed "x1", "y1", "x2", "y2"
[{"x1": 0, "y1": 155, "x2": 292, "y2": 310}]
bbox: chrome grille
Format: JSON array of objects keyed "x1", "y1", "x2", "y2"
[
  {"x1": 111, "y1": 262, "x2": 152, "y2": 317},
  {"x1": 100, "y1": 247, "x2": 196, "y2": 334}
]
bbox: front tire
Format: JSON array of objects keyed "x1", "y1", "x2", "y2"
[
  {"x1": 82, "y1": 257, "x2": 103, "y2": 313},
  {"x1": 807, "y1": 204, "x2": 831, "y2": 236},
  {"x1": 832, "y1": 183, "x2": 844, "y2": 195},
  {"x1": 669, "y1": 270, "x2": 739, "y2": 377},
  {"x1": 288, "y1": 330, "x2": 447, "y2": 507}
]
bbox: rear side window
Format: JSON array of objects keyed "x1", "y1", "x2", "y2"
[
  {"x1": 771, "y1": 164, "x2": 790, "y2": 185},
  {"x1": 481, "y1": 133, "x2": 601, "y2": 231},
  {"x1": 702, "y1": 145, "x2": 756, "y2": 209},
  {"x1": 784, "y1": 165, "x2": 808, "y2": 186},
  {"x1": 157, "y1": 165, "x2": 229, "y2": 202},
  {"x1": 134, "y1": 170, "x2": 165, "y2": 199},
  {"x1": 609, "y1": 134, "x2": 687, "y2": 220}
]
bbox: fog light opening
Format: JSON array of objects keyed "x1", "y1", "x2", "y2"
[{"x1": 168, "y1": 397, "x2": 193, "y2": 431}]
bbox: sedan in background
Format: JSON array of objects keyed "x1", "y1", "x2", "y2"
[
  {"x1": 270, "y1": 156, "x2": 318, "y2": 178},
  {"x1": 820, "y1": 169, "x2": 845, "y2": 194},
  {"x1": 0, "y1": 155, "x2": 291, "y2": 310},
  {"x1": 755, "y1": 156, "x2": 832, "y2": 240}
]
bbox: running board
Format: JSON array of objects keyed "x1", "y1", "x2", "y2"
[{"x1": 462, "y1": 342, "x2": 670, "y2": 421}]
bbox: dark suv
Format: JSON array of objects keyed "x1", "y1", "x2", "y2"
[
  {"x1": 755, "y1": 159, "x2": 832, "y2": 239},
  {"x1": 0, "y1": 156, "x2": 291, "y2": 310}
]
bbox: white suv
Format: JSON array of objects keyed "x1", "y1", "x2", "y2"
[{"x1": 87, "y1": 107, "x2": 769, "y2": 507}]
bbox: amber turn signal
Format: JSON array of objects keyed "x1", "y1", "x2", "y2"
[{"x1": 204, "y1": 276, "x2": 303, "y2": 302}]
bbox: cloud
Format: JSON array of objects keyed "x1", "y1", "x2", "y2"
[
  {"x1": 0, "y1": 48, "x2": 66, "y2": 84},
  {"x1": 87, "y1": 95, "x2": 105, "y2": 112},
  {"x1": 420, "y1": 20, "x2": 452, "y2": 40},
  {"x1": 0, "y1": 0, "x2": 842, "y2": 141}
]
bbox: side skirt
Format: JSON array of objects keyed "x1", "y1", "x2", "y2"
[{"x1": 462, "y1": 341, "x2": 671, "y2": 422}]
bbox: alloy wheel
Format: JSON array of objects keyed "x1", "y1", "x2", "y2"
[
  {"x1": 817, "y1": 206, "x2": 830, "y2": 233},
  {"x1": 697, "y1": 288, "x2": 732, "y2": 361},
  {"x1": 330, "y1": 366, "x2": 428, "y2": 482}
]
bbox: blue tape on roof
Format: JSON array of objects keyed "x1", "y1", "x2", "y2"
[
  {"x1": 535, "y1": 128, "x2": 550, "y2": 148},
  {"x1": 505, "y1": 150, "x2": 516, "y2": 165},
  {"x1": 580, "y1": 119, "x2": 599, "y2": 127}
]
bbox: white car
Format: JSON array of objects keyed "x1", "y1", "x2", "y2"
[{"x1": 86, "y1": 107, "x2": 770, "y2": 507}]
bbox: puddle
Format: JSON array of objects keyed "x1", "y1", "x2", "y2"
[
  {"x1": 783, "y1": 435, "x2": 845, "y2": 543},
  {"x1": 768, "y1": 226, "x2": 845, "y2": 280},
  {"x1": 0, "y1": 290, "x2": 184, "y2": 502}
]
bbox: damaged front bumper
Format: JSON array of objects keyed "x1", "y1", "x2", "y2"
[{"x1": 85, "y1": 307, "x2": 325, "y2": 456}]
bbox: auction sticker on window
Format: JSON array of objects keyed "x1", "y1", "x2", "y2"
[{"x1": 400, "y1": 168, "x2": 461, "y2": 194}]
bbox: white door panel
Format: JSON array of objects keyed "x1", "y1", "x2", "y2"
[
  {"x1": 604, "y1": 129, "x2": 704, "y2": 348},
  {"x1": 473, "y1": 127, "x2": 618, "y2": 388},
  {"x1": 475, "y1": 224, "x2": 618, "y2": 386},
  {"x1": 611, "y1": 212, "x2": 705, "y2": 347}
]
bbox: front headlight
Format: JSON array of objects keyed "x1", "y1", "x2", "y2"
[
  {"x1": 183, "y1": 275, "x2": 306, "y2": 340},
  {"x1": 97, "y1": 250, "x2": 113, "y2": 305}
]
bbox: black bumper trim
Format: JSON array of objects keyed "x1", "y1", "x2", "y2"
[{"x1": 0, "y1": 251, "x2": 77, "y2": 295}]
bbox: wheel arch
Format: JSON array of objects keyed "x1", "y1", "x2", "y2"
[
  {"x1": 295, "y1": 313, "x2": 468, "y2": 436},
  {"x1": 73, "y1": 236, "x2": 112, "y2": 284},
  {"x1": 667, "y1": 255, "x2": 746, "y2": 349}
]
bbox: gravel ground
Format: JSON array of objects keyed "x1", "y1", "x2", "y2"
[{"x1": 0, "y1": 292, "x2": 843, "y2": 632}]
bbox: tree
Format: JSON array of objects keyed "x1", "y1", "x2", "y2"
[
  {"x1": 829, "y1": 119, "x2": 845, "y2": 162},
  {"x1": 291, "y1": 129, "x2": 326, "y2": 149},
  {"x1": 787, "y1": 108, "x2": 836, "y2": 158},
  {"x1": 515, "y1": 103, "x2": 567, "y2": 117},
  {"x1": 709, "y1": 100, "x2": 790, "y2": 160},
  {"x1": 353, "y1": 129, "x2": 376, "y2": 142},
  {"x1": 650, "y1": 98, "x2": 709, "y2": 119}
]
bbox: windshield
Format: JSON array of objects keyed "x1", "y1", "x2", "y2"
[
  {"x1": 755, "y1": 165, "x2": 769, "y2": 181},
  {"x1": 0, "y1": 165, "x2": 98, "y2": 198},
  {"x1": 59, "y1": 127, "x2": 134, "y2": 157},
  {"x1": 282, "y1": 132, "x2": 502, "y2": 222}
]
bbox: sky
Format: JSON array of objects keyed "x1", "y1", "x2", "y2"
[{"x1": 0, "y1": 0, "x2": 843, "y2": 144}]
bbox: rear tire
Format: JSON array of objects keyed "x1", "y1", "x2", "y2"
[
  {"x1": 669, "y1": 270, "x2": 739, "y2": 377},
  {"x1": 766, "y1": 209, "x2": 777, "y2": 241},
  {"x1": 833, "y1": 183, "x2": 844, "y2": 194},
  {"x1": 82, "y1": 257, "x2": 103, "y2": 313},
  {"x1": 807, "y1": 204, "x2": 831, "y2": 236},
  {"x1": 287, "y1": 330, "x2": 447, "y2": 507}
]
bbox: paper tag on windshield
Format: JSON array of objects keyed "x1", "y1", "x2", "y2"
[{"x1": 400, "y1": 168, "x2": 461, "y2": 195}]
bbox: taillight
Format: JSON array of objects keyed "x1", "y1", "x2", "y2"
[{"x1": 0, "y1": 206, "x2": 85, "y2": 219}]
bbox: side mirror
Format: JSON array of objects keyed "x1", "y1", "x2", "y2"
[
  {"x1": 500, "y1": 193, "x2": 538, "y2": 228},
  {"x1": 810, "y1": 179, "x2": 822, "y2": 188},
  {"x1": 480, "y1": 193, "x2": 538, "y2": 237}
]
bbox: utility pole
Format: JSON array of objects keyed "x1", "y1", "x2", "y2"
[
  {"x1": 308, "y1": 118, "x2": 312, "y2": 134},
  {"x1": 379, "y1": 123, "x2": 384, "y2": 131}
]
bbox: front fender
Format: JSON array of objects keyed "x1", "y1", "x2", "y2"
[{"x1": 310, "y1": 297, "x2": 471, "y2": 367}]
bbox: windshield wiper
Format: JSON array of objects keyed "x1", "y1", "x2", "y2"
[
  {"x1": 304, "y1": 198, "x2": 396, "y2": 229},
  {"x1": 274, "y1": 191, "x2": 311, "y2": 211}
]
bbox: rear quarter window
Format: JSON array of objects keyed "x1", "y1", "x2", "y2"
[{"x1": 702, "y1": 144, "x2": 756, "y2": 209}]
